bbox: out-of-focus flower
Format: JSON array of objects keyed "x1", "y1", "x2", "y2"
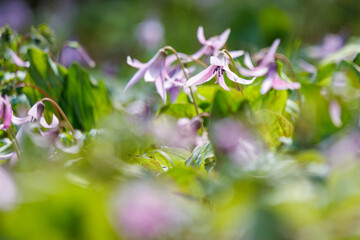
[
  {"x1": 308, "y1": 34, "x2": 345, "y2": 59},
  {"x1": 115, "y1": 181, "x2": 189, "y2": 239},
  {"x1": 0, "y1": 0, "x2": 32, "y2": 30},
  {"x1": 325, "y1": 131, "x2": 360, "y2": 168},
  {"x1": 260, "y1": 63, "x2": 301, "y2": 94},
  {"x1": 239, "y1": 39, "x2": 300, "y2": 94},
  {"x1": 0, "y1": 167, "x2": 17, "y2": 211},
  {"x1": 126, "y1": 49, "x2": 191, "y2": 103},
  {"x1": 186, "y1": 51, "x2": 254, "y2": 90},
  {"x1": 60, "y1": 41, "x2": 95, "y2": 68},
  {"x1": 136, "y1": 18, "x2": 164, "y2": 51},
  {"x1": 0, "y1": 95, "x2": 12, "y2": 130},
  {"x1": 125, "y1": 49, "x2": 168, "y2": 101},
  {"x1": 212, "y1": 119, "x2": 262, "y2": 168},
  {"x1": 329, "y1": 99, "x2": 342, "y2": 128},
  {"x1": 7, "y1": 49, "x2": 30, "y2": 68},
  {"x1": 152, "y1": 116, "x2": 204, "y2": 149},
  {"x1": 191, "y1": 26, "x2": 231, "y2": 60}
]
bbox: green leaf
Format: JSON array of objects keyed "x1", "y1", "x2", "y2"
[
  {"x1": 211, "y1": 89, "x2": 245, "y2": 119},
  {"x1": 185, "y1": 141, "x2": 215, "y2": 168},
  {"x1": 61, "y1": 63, "x2": 112, "y2": 131},
  {"x1": 158, "y1": 103, "x2": 197, "y2": 119},
  {"x1": 254, "y1": 110, "x2": 294, "y2": 147},
  {"x1": 317, "y1": 62, "x2": 336, "y2": 86},
  {"x1": 145, "y1": 147, "x2": 191, "y2": 168},
  {"x1": 26, "y1": 48, "x2": 64, "y2": 101}
]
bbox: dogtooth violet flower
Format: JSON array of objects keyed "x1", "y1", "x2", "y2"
[
  {"x1": 125, "y1": 48, "x2": 191, "y2": 103},
  {"x1": 185, "y1": 51, "x2": 255, "y2": 90},
  {"x1": 238, "y1": 39, "x2": 300, "y2": 94},
  {"x1": 191, "y1": 26, "x2": 230, "y2": 60}
]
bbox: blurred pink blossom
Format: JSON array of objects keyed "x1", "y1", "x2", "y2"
[
  {"x1": 115, "y1": 182, "x2": 189, "y2": 239},
  {"x1": 136, "y1": 18, "x2": 164, "y2": 50}
]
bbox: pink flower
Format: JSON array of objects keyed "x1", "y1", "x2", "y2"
[
  {"x1": 191, "y1": 26, "x2": 231, "y2": 60},
  {"x1": 0, "y1": 95, "x2": 12, "y2": 130},
  {"x1": 115, "y1": 182, "x2": 189, "y2": 239},
  {"x1": 60, "y1": 41, "x2": 95, "y2": 68},
  {"x1": 329, "y1": 99, "x2": 342, "y2": 127},
  {"x1": 125, "y1": 49, "x2": 168, "y2": 102},
  {"x1": 239, "y1": 39, "x2": 300, "y2": 94},
  {"x1": 260, "y1": 64, "x2": 301, "y2": 94},
  {"x1": 185, "y1": 51, "x2": 255, "y2": 90},
  {"x1": 7, "y1": 49, "x2": 30, "y2": 67},
  {"x1": 0, "y1": 167, "x2": 17, "y2": 210}
]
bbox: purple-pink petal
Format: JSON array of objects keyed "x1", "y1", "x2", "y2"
[
  {"x1": 329, "y1": 99, "x2": 342, "y2": 127},
  {"x1": 197, "y1": 26, "x2": 207, "y2": 45},
  {"x1": 185, "y1": 65, "x2": 217, "y2": 86},
  {"x1": 260, "y1": 75, "x2": 274, "y2": 95},
  {"x1": 2, "y1": 95, "x2": 12, "y2": 130},
  {"x1": 8, "y1": 49, "x2": 29, "y2": 67},
  {"x1": 260, "y1": 38, "x2": 280, "y2": 67},
  {"x1": 213, "y1": 28, "x2": 231, "y2": 50},
  {"x1": 217, "y1": 72, "x2": 230, "y2": 91},
  {"x1": 154, "y1": 76, "x2": 166, "y2": 103},
  {"x1": 28, "y1": 101, "x2": 45, "y2": 121}
]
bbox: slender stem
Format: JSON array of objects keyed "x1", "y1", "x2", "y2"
[
  {"x1": 223, "y1": 50, "x2": 244, "y2": 95},
  {"x1": 275, "y1": 53, "x2": 301, "y2": 104},
  {"x1": 41, "y1": 98, "x2": 75, "y2": 135},
  {"x1": 275, "y1": 53, "x2": 296, "y2": 82},
  {"x1": 7, "y1": 127, "x2": 21, "y2": 160},
  {"x1": 15, "y1": 83, "x2": 53, "y2": 99},
  {"x1": 163, "y1": 46, "x2": 205, "y2": 133},
  {"x1": 185, "y1": 56, "x2": 208, "y2": 68}
]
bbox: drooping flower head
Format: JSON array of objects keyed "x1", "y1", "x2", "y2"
[
  {"x1": 186, "y1": 51, "x2": 255, "y2": 90},
  {"x1": 191, "y1": 26, "x2": 230, "y2": 60},
  {"x1": 238, "y1": 39, "x2": 300, "y2": 94},
  {"x1": 60, "y1": 41, "x2": 95, "y2": 68}
]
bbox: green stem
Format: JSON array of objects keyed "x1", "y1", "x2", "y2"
[
  {"x1": 223, "y1": 50, "x2": 244, "y2": 95},
  {"x1": 163, "y1": 46, "x2": 205, "y2": 133},
  {"x1": 275, "y1": 53, "x2": 301, "y2": 105},
  {"x1": 41, "y1": 98, "x2": 75, "y2": 135},
  {"x1": 7, "y1": 127, "x2": 21, "y2": 160}
]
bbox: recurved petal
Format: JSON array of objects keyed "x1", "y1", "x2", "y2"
[
  {"x1": 217, "y1": 73, "x2": 230, "y2": 91},
  {"x1": 260, "y1": 75, "x2": 274, "y2": 95},
  {"x1": 28, "y1": 101, "x2": 45, "y2": 120},
  {"x1": 190, "y1": 46, "x2": 208, "y2": 61},
  {"x1": 224, "y1": 67, "x2": 255, "y2": 85},
  {"x1": 244, "y1": 52, "x2": 254, "y2": 69},
  {"x1": 213, "y1": 28, "x2": 231, "y2": 50},
  {"x1": 197, "y1": 26, "x2": 207, "y2": 45},
  {"x1": 155, "y1": 75, "x2": 167, "y2": 103},
  {"x1": 185, "y1": 65, "x2": 217, "y2": 87},
  {"x1": 272, "y1": 74, "x2": 301, "y2": 91},
  {"x1": 8, "y1": 49, "x2": 30, "y2": 68},
  {"x1": 127, "y1": 56, "x2": 145, "y2": 68},
  {"x1": 2, "y1": 95, "x2": 12, "y2": 130},
  {"x1": 11, "y1": 115, "x2": 32, "y2": 125},
  {"x1": 40, "y1": 114, "x2": 59, "y2": 129},
  {"x1": 238, "y1": 65, "x2": 269, "y2": 77},
  {"x1": 228, "y1": 50, "x2": 244, "y2": 59},
  {"x1": 124, "y1": 67, "x2": 148, "y2": 91},
  {"x1": 260, "y1": 38, "x2": 280, "y2": 67}
]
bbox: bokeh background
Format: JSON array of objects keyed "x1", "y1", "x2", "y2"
[{"x1": 1, "y1": 0, "x2": 359, "y2": 71}]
